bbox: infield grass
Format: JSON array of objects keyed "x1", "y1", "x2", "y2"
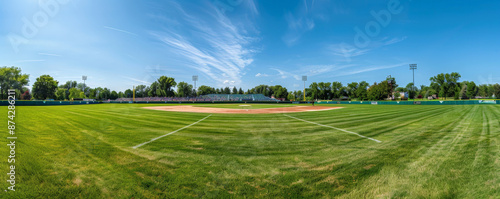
[{"x1": 1, "y1": 104, "x2": 499, "y2": 198}]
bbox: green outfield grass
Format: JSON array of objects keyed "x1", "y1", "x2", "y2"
[{"x1": 1, "y1": 104, "x2": 499, "y2": 198}]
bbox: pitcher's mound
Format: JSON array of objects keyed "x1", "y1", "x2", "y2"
[{"x1": 143, "y1": 105, "x2": 343, "y2": 114}]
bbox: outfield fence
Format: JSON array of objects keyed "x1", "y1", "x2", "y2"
[
  {"x1": 1, "y1": 100, "x2": 498, "y2": 106},
  {"x1": 316, "y1": 100, "x2": 500, "y2": 105},
  {"x1": 0, "y1": 100, "x2": 100, "y2": 106}
]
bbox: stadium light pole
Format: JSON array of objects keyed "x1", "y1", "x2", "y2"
[
  {"x1": 409, "y1": 64, "x2": 417, "y2": 101},
  {"x1": 82, "y1": 76, "x2": 87, "y2": 97},
  {"x1": 192, "y1": 75, "x2": 198, "y2": 94},
  {"x1": 302, "y1": 76, "x2": 307, "y2": 101}
]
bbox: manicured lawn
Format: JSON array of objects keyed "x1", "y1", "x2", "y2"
[{"x1": 1, "y1": 104, "x2": 498, "y2": 198}]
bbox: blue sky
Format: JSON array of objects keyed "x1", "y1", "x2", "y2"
[{"x1": 1, "y1": 0, "x2": 499, "y2": 92}]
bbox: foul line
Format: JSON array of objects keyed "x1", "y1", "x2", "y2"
[
  {"x1": 284, "y1": 114, "x2": 381, "y2": 143},
  {"x1": 132, "y1": 114, "x2": 212, "y2": 149}
]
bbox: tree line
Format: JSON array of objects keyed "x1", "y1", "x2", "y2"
[{"x1": 1, "y1": 66, "x2": 499, "y2": 100}]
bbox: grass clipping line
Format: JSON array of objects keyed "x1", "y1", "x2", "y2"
[
  {"x1": 284, "y1": 114, "x2": 382, "y2": 143},
  {"x1": 132, "y1": 114, "x2": 212, "y2": 149}
]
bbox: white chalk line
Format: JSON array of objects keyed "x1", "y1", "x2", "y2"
[
  {"x1": 284, "y1": 114, "x2": 381, "y2": 143},
  {"x1": 132, "y1": 114, "x2": 212, "y2": 149}
]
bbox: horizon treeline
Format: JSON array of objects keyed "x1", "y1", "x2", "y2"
[{"x1": 1, "y1": 66, "x2": 500, "y2": 101}]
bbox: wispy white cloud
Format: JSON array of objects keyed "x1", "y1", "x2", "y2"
[
  {"x1": 38, "y1": 53, "x2": 61, "y2": 57},
  {"x1": 329, "y1": 43, "x2": 370, "y2": 61},
  {"x1": 122, "y1": 76, "x2": 151, "y2": 85},
  {"x1": 15, "y1": 60, "x2": 45, "y2": 63},
  {"x1": 333, "y1": 63, "x2": 407, "y2": 77},
  {"x1": 104, "y1": 26, "x2": 138, "y2": 36},
  {"x1": 282, "y1": 0, "x2": 317, "y2": 46},
  {"x1": 272, "y1": 64, "x2": 355, "y2": 81},
  {"x1": 383, "y1": 36, "x2": 408, "y2": 45},
  {"x1": 255, "y1": 73, "x2": 268, "y2": 77},
  {"x1": 151, "y1": 1, "x2": 258, "y2": 86},
  {"x1": 271, "y1": 68, "x2": 301, "y2": 80},
  {"x1": 329, "y1": 36, "x2": 407, "y2": 61}
]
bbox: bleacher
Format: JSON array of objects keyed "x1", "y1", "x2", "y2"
[{"x1": 114, "y1": 94, "x2": 278, "y2": 102}]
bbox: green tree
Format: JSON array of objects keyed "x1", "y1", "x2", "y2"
[
  {"x1": 347, "y1": 82, "x2": 359, "y2": 99},
  {"x1": 223, "y1": 87, "x2": 231, "y2": 94},
  {"x1": 271, "y1": 85, "x2": 288, "y2": 99},
  {"x1": 492, "y1": 84, "x2": 500, "y2": 99},
  {"x1": 238, "y1": 88, "x2": 244, "y2": 94},
  {"x1": 0, "y1": 66, "x2": 30, "y2": 99},
  {"x1": 367, "y1": 81, "x2": 390, "y2": 100},
  {"x1": 356, "y1": 81, "x2": 369, "y2": 100},
  {"x1": 405, "y1": 82, "x2": 419, "y2": 99},
  {"x1": 135, "y1": 85, "x2": 147, "y2": 98},
  {"x1": 464, "y1": 81, "x2": 477, "y2": 99},
  {"x1": 69, "y1": 88, "x2": 85, "y2": 99},
  {"x1": 177, "y1": 82, "x2": 193, "y2": 97},
  {"x1": 308, "y1": 82, "x2": 319, "y2": 100},
  {"x1": 157, "y1": 76, "x2": 177, "y2": 97},
  {"x1": 148, "y1": 82, "x2": 166, "y2": 97},
  {"x1": 331, "y1": 81, "x2": 343, "y2": 99},
  {"x1": 55, "y1": 88, "x2": 66, "y2": 100},
  {"x1": 430, "y1": 72, "x2": 460, "y2": 99},
  {"x1": 232, "y1": 87, "x2": 238, "y2": 94},
  {"x1": 110, "y1": 91, "x2": 118, "y2": 100},
  {"x1": 197, "y1": 85, "x2": 215, "y2": 95},
  {"x1": 32, "y1": 75, "x2": 58, "y2": 100},
  {"x1": 99, "y1": 88, "x2": 111, "y2": 100},
  {"x1": 317, "y1": 82, "x2": 331, "y2": 100},
  {"x1": 477, "y1": 84, "x2": 490, "y2": 97},
  {"x1": 287, "y1": 92, "x2": 295, "y2": 101},
  {"x1": 124, "y1": 89, "x2": 133, "y2": 98}
]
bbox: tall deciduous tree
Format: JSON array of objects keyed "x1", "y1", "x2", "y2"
[
  {"x1": 0, "y1": 66, "x2": 30, "y2": 99},
  {"x1": 331, "y1": 81, "x2": 343, "y2": 99},
  {"x1": 157, "y1": 76, "x2": 176, "y2": 97},
  {"x1": 177, "y1": 82, "x2": 193, "y2": 97},
  {"x1": 32, "y1": 75, "x2": 58, "y2": 100},
  {"x1": 356, "y1": 81, "x2": 370, "y2": 100},
  {"x1": 197, "y1": 85, "x2": 215, "y2": 96}
]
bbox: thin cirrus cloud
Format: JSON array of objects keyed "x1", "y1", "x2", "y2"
[
  {"x1": 15, "y1": 60, "x2": 45, "y2": 63},
  {"x1": 103, "y1": 26, "x2": 138, "y2": 36},
  {"x1": 38, "y1": 53, "x2": 61, "y2": 57},
  {"x1": 151, "y1": 1, "x2": 257, "y2": 86},
  {"x1": 122, "y1": 76, "x2": 151, "y2": 85},
  {"x1": 271, "y1": 64, "x2": 355, "y2": 81},
  {"x1": 329, "y1": 36, "x2": 408, "y2": 61},
  {"x1": 333, "y1": 63, "x2": 407, "y2": 77},
  {"x1": 282, "y1": 0, "x2": 316, "y2": 46}
]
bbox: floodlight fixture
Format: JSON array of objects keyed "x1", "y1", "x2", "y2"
[
  {"x1": 409, "y1": 64, "x2": 417, "y2": 101},
  {"x1": 192, "y1": 75, "x2": 198, "y2": 92},
  {"x1": 82, "y1": 75, "x2": 87, "y2": 96}
]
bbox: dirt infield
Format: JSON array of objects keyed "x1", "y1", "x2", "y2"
[{"x1": 143, "y1": 105, "x2": 343, "y2": 114}]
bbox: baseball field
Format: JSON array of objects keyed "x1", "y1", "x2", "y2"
[{"x1": 2, "y1": 103, "x2": 499, "y2": 198}]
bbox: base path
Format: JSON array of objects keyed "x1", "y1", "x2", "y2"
[{"x1": 143, "y1": 105, "x2": 343, "y2": 114}]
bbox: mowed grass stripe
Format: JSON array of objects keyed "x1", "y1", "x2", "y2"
[
  {"x1": 284, "y1": 114, "x2": 382, "y2": 143},
  {"x1": 2, "y1": 104, "x2": 498, "y2": 198}
]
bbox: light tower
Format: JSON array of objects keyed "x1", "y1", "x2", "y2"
[
  {"x1": 409, "y1": 64, "x2": 417, "y2": 101},
  {"x1": 302, "y1": 76, "x2": 307, "y2": 101},
  {"x1": 192, "y1": 75, "x2": 198, "y2": 92},
  {"x1": 82, "y1": 76, "x2": 87, "y2": 97}
]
